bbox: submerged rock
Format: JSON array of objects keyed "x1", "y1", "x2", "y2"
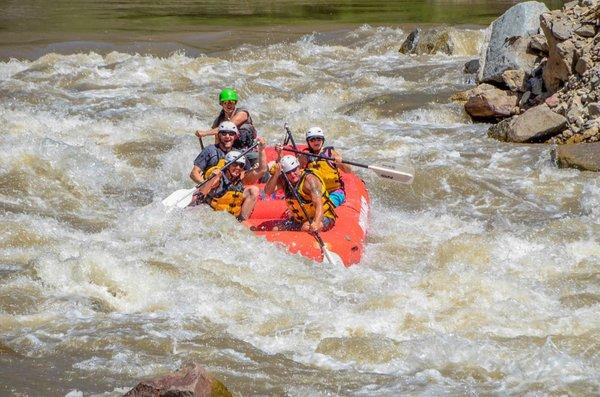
[
  {"x1": 553, "y1": 142, "x2": 600, "y2": 171},
  {"x1": 464, "y1": 59, "x2": 480, "y2": 74},
  {"x1": 399, "y1": 27, "x2": 483, "y2": 56},
  {"x1": 123, "y1": 362, "x2": 232, "y2": 397}
]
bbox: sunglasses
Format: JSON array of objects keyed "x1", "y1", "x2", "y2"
[
  {"x1": 308, "y1": 137, "x2": 324, "y2": 142},
  {"x1": 221, "y1": 100, "x2": 237, "y2": 105},
  {"x1": 285, "y1": 167, "x2": 299, "y2": 174},
  {"x1": 219, "y1": 131, "x2": 237, "y2": 136},
  {"x1": 230, "y1": 162, "x2": 244, "y2": 168}
]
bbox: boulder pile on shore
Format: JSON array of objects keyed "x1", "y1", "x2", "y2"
[{"x1": 451, "y1": 0, "x2": 600, "y2": 171}]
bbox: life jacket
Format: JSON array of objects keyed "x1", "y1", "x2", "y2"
[
  {"x1": 303, "y1": 146, "x2": 344, "y2": 192},
  {"x1": 284, "y1": 170, "x2": 336, "y2": 223},
  {"x1": 212, "y1": 107, "x2": 256, "y2": 150},
  {"x1": 204, "y1": 158, "x2": 226, "y2": 179},
  {"x1": 207, "y1": 173, "x2": 245, "y2": 216}
]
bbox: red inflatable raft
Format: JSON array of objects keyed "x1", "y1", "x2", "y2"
[{"x1": 244, "y1": 147, "x2": 370, "y2": 266}]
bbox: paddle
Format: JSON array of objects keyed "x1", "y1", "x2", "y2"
[
  {"x1": 279, "y1": 167, "x2": 339, "y2": 266},
  {"x1": 281, "y1": 124, "x2": 343, "y2": 266},
  {"x1": 162, "y1": 142, "x2": 259, "y2": 209},
  {"x1": 282, "y1": 147, "x2": 414, "y2": 184}
]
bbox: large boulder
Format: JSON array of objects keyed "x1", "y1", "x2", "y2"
[
  {"x1": 464, "y1": 83, "x2": 519, "y2": 119},
  {"x1": 478, "y1": 1, "x2": 550, "y2": 83},
  {"x1": 553, "y1": 142, "x2": 600, "y2": 171},
  {"x1": 123, "y1": 362, "x2": 232, "y2": 397},
  {"x1": 488, "y1": 103, "x2": 567, "y2": 142}
]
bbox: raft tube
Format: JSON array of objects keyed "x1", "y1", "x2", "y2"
[{"x1": 244, "y1": 147, "x2": 370, "y2": 266}]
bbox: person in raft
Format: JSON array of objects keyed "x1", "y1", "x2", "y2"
[
  {"x1": 299, "y1": 126, "x2": 351, "y2": 207},
  {"x1": 195, "y1": 88, "x2": 258, "y2": 166},
  {"x1": 264, "y1": 155, "x2": 336, "y2": 233},
  {"x1": 189, "y1": 120, "x2": 266, "y2": 185},
  {"x1": 194, "y1": 151, "x2": 261, "y2": 222}
]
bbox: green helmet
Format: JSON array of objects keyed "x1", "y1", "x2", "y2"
[{"x1": 219, "y1": 88, "x2": 238, "y2": 103}]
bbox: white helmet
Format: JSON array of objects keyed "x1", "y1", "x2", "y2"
[
  {"x1": 218, "y1": 121, "x2": 238, "y2": 134},
  {"x1": 280, "y1": 155, "x2": 300, "y2": 173},
  {"x1": 306, "y1": 126, "x2": 325, "y2": 140},
  {"x1": 225, "y1": 150, "x2": 245, "y2": 165}
]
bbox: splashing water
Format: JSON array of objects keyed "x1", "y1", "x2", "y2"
[{"x1": 1, "y1": 24, "x2": 599, "y2": 396}]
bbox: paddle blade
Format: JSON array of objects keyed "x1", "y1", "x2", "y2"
[
  {"x1": 368, "y1": 163, "x2": 414, "y2": 184},
  {"x1": 161, "y1": 187, "x2": 196, "y2": 208},
  {"x1": 322, "y1": 247, "x2": 345, "y2": 267}
]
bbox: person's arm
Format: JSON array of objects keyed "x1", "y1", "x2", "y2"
[
  {"x1": 264, "y1": 164, "x2": 283, "y2": 195},
  {"x1": 230, "y1": 110, "x2": 249, "y2": 127},
  {"x1": 196, "y1": 169, "x2": 221, "y2": 196},
  {"x1": 195, "y1": 127, "x2": 218, "y2": 139},
  {"x1": 304, "y1": 174, "x2": 325, "y2": 232},
  {"x1": 331, "y1": 149, "x2": 351, "y2": 173},
  {"x1": 190, "y1": 149, "x2": 211, "y2": 183},
  {"x1": 190, "y1": 165, "x2": 205, "y2": 184},
  {"x1": 299, "y1": 152, "x2": 308, "y2": 169},
  {"x1": 242, "y1": 137, "x2": 267, "y2": 185}
]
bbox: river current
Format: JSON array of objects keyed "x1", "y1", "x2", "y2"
[{"x1": 1, "y1": 3, "x2": 600, "y2": 396}]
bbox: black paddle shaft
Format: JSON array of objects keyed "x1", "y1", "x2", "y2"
[
  {"x1": 280, "y1": 169, "x2": 328, "y2": 250},
  {"x1": 282, "y1": 147, "x2": 365, "y2": 168},
  {"x1": 281, "y1": 124, "x2": 335, "y2": 262},
  {"x1": 196, "y1": 141, "x2": 259, "y2": 190},
  {"x1": 284, "y1": 124, "x2": 299, "y2": 149}
]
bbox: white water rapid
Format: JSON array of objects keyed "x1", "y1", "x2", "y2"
[{"x1": 1, "y1": 25, "x2": 599, "y2": 396}]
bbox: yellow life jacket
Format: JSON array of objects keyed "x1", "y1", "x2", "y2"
[
  {"x1": 204, "y1": 158, "x2": 226, "y2": 179},
  {"x1": 284, "y1": 170, "x2": 336, "y2": 223},
  {"x1": 208, "y1": 174, "x2": 244, "y2": 216},
  {"x1": 304, "y1": 146, "x2": 343, "y2": 192}
]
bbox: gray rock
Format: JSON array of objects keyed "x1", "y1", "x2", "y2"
[
  {"x1": 529, "y1": 76, "x2": 545, "y2": 95},
  {"x1": 589, "y1": 102, "x2": 600, "y2": 117},
  {"x1": 478, "y1": 1, "x2": 550, "y2": 83},
  {"x1": 464, "y1": 59, "x2": 480, "y2": 74},
  {"x1": 575, "y1": 56, "x2": 592, "y2": 75},
  {"x1": 575, "y1": 23, "x2": 597, "y2": 37},
  {"x1": 529, "y1": 34, "x2": 549, "y2": 53},
  {"x1": 399, "y1": 27, "x2": 471, "y2": 55},
  {"x1": 553, "y1": 142, "x2": 600, "y2": 171},
  {"x1": 490, "y1": 103, "x2": 567, "y2": 143},
  {"x1": 488, "y1": 117, "x2": 514, "y2": 141},
  {"x1": 520, "y1": 90, "x2": 533, "y2": 107},
  {"x1": 399, "y1": 28, "x2": 420, "y2": 54},
  {"x1": 551, "y1": 18, "x2": 575, "y2": 41}
]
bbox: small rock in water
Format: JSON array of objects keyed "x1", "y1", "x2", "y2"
[{"x1": 464, "y1": 59, "x2": 480, "y2": 74}]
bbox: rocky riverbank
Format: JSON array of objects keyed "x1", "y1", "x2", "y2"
[{"x1": 444, "y1": 0, "x2": 599, "y2": 171}]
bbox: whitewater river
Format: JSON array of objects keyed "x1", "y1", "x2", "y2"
[{"x1": 2, "y1": 1, "x2": 600, "y2": 396}]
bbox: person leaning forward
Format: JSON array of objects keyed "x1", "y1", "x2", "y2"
[
  {"x1": 190, "y1": 120, "x2": 266, "y2": 185},
  {"x1": 194, "y1": 150, "x2": 263, "y2": 222},
  {"x1": 264, "y1": 155, "x2": 336, "y2": 233}
]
